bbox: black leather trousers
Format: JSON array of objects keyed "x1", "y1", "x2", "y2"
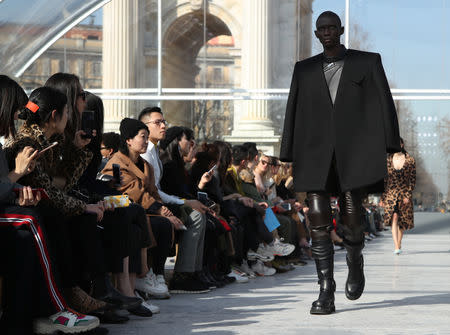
[{"x1": 307, "y1": 190, "x2": 365, "y2": 261}]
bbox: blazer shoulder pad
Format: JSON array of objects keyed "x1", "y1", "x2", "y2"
[{"x1": 348, "y1": 49, "x2": 380, "y2": 62}]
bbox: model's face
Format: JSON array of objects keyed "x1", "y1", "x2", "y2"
[
  {"x1": 127, "y1": 129, "x2": 149, "y2": 154},
  {"x1": 142, "y1": 112, "x2": 166, "y2": 142},
  {"x1": 314, "y1": 16, "x2": 343, "y2": 49}
]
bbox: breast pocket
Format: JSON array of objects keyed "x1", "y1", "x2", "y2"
[{"x1": 348, "y1": 74, "x2": 365, "y2": 88}]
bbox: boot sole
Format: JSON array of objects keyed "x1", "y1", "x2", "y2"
[{"x1": 310, "y1": 305, "x2": 336, "y2": 315}]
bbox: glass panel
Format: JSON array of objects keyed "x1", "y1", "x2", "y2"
[
  {"x1": 0, "y1": 0, "x2": 107, "y2": 77},
  {"x1": 349, "y1": 0, "x2": 450, "y2": 89},
  {"x1": 404, "y1": 100, "x2": 449, "y2": 207}
]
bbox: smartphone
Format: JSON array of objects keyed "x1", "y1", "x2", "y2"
[
  {"x1": 207, "y1": 164, "x2": 217, "y2": 174},
  {"x1": 13, "y1": 188, "x2": 49, "y2": 200},
  {"x1": 112, "y1": 164, "x2": 121, "y2": 186},
  {"x1": 37, "y1": 141, "x2": 58, "y2": 157},
  {"x1": 280, "y1": 202, "x2": 291, "y2": 211},
  {"x1": 81, "y1": 110, "x2": 95, "y2": 139},
  {"x1": 197, "y1": 191, "x2": 209, "y2": 203}
]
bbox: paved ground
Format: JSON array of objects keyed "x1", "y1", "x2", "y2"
[{"x1": 106, "y1": 213, "x2": 450, "y2": 335}]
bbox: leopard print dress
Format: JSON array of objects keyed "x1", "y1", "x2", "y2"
[{"x1": 382, "y1": 153, "x2": 416, "y2": 230}]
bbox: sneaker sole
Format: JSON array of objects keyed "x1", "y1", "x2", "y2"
[
  {"x1": 247, "y1": 254, "x2": 274, "y2": 262},
  {"x1": 34, "y1": 319, "x2": 99, "y2": 334},
  {"x1": 169, "y1": 289, "x2": 211, "y2": 294}
]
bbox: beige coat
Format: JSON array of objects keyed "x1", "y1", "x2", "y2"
[{"x1": 102, "y1": 151, "x2": 161, "y2": 210}]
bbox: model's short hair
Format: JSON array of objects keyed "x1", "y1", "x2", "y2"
[
  {"x1": 316, "y1": 11, "x2": 342, "y2": 28},
  {"x1": 138, "y1": 106, "x2": 163, "y2": 121}
]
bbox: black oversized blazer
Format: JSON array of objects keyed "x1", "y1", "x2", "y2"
[{"x1": 280, "y1": 49, "x2": 401, "y2": 193}]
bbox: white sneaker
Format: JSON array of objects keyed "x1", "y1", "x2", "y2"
[
  {"x1": 135, "y1": 271, "x2": 170, "y2": 299},
  {"x1": 247, "y1": 249, "x2": 274, "y2": 262},
  {"x1": 234, "y1": 262, "x2": 256, "y2": 279},
  {"x1": 271, "y1": 239, "x2": 295, "y2": 257},
  {"x1": 34, "y1": 309, "x2": 99, "y2": 334},
  {"x1": 227, "y1": 269, "x2": 249, "y2": 283},
  {"x1": 251, "y1": 260, "x2": 276, "y2": 276},
  {"x1": 156, "y1": 274, "x2": 168, "y2": 289},
  {"x1": 135, "y1": 291, "x2": 160, "y2": 314}
]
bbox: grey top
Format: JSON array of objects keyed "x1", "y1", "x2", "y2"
[
  {"x1": 0, "y1": 143, "x2": 19, "y2": 205},
  {"x1": 323, "y1": 59, "x2": 345, "y2": 105}
]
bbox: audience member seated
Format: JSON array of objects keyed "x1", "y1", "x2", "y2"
[
  {"x1": 139, "y1": 108, "x2": 211, "y2": 293},
  {"x1": 0, "y1": 76, "x2": 99, "y2": 334}
]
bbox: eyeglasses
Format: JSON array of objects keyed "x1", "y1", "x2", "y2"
[
  {"x1": 261, "y1": 160, "x2": 270, "y2": 165},
  {"x1": 145, "y1": 119, "x2": 168, "y2": 127},
  {"x1": 77, "y1": 91, "x2": 86, "y2": 101},
  {"x1": 100, "y1": 146, "x2": 109, "y2": 150}
]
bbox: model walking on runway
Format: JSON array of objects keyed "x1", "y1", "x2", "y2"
[
  {"x1": 380, "y1": 138, "x2": 416, "y2": 254},
  {"x1": 280, "y1": 11, "x2": 401, "y2": 314}
]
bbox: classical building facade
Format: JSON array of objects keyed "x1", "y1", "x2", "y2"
[{"x1": 102, "y1": 0, "x2": 314, "y2": 154}]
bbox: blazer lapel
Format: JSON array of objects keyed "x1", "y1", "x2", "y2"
[
  {"x1": 334, "y1": 50, "x2": 354, "y2": 108},
  {"x1": 312, "y1": 55, "x2": 334, "y2": 109}
]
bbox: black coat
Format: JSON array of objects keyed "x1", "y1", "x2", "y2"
[{"x1": 280, "y1": 49, "x2": 401, "y2": 193}]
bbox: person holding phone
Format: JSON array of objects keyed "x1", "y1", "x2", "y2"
[
  {"x1": 0, "y1": 76, "x2": 99, "y2": 334},
  {"x1": 5, "y1": 86, "x2": 113, "y2": 317}
]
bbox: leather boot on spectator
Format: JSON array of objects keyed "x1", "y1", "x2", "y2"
[
  {"x1": 65, "y1": 286, "x2": 113, "y2": 314},
  {"x1": 92, "y1": 274, "x2": 141, "y2": 310}
]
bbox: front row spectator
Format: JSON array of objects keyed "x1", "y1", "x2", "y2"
[{"x1": 0, "y1": 75, "x2": 99, "y2": 334}]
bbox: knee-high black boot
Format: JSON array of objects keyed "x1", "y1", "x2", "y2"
[
  {"x1": 310, "y1": 252, "x2": 335, "y2": 314},
  {"x1": 339, "y1": 190, "x2": 365, "y2": 301},
  {"x1": 307, "y1": 192, "x2": 336, "y2": 315}
]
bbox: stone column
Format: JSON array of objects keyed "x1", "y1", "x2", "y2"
[
  {"x1": 225, "y1": 0, "x2": 279, "y2": 155},
  {"x1": 102, "y1": 0, "x2": 141, "y2": 133}
]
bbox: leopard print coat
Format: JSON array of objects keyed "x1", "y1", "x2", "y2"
[
  {"x1": 5, "y1": 124, "x2": 92, "y2": 216},
  {"x1": 381, "y1": 152, "x2": 416, "y2": 230}
]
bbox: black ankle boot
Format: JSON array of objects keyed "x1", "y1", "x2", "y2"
[
  {"x1": 310, "y1": 258, "x2": 336, "y2": 315},
  {"x1": 345, "y1": 244, "x2": 365, "y2": 300},
  {"x1": 93, "y1": 274, "x2": 141, "y2": 310}
]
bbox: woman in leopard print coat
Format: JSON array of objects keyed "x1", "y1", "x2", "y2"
[{"x1": 381, "y1": 138, "x2": 416, "y2": 254}]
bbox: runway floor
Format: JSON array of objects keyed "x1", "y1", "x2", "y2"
[{"x1": 106, "y1": 213, "x2": 450, "y2": 335}]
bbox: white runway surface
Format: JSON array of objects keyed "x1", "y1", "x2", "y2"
[{"x1": 106, "y1": 213, "x2": 450, "y2": 335}]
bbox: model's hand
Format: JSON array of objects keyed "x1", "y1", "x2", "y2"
[
  {"x1": 379, "y1": 201, "x2": 384, "y2": 208},
  {"x1": 403, "y1": 198, "x2": 409, "y2": 205},
  {"x1": 184, "y1": 199, "x2": 208, "y2": 214},
  {"x1": 258, "y1": 202, "x2": 269, "y2": 209}
]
